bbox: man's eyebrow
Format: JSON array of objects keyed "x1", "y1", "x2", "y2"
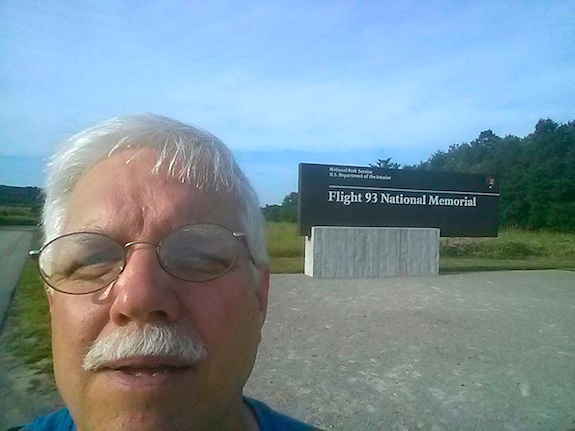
[{"x1": 78, "y1": 225, "x2": 113, "y2": 235}]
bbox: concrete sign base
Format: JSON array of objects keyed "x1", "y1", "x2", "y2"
[{"x1": 304, "y1": 227, "x2": 439, "y2": 278}]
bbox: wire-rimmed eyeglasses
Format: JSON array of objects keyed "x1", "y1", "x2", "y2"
[{"x1": 29, "y1": 223, "x2": 253, "y2": 295}]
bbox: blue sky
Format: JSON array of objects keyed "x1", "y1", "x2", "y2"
[{"x1": 1, "y1": 1, "x2": 574, "y2": 204}]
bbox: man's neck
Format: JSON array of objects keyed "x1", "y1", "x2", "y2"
[{"x1": 241, "y1": 401, "x2": 261, "y2": 431}]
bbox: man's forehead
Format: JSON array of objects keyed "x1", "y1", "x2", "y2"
[
  {"x1": 106, "y1": 146, "x2": 234, "y2": 193},
  {"x1": 75, "y1": 148, "x2": 226, "y2": 196},
  {"x1": 64, "y1": 149, "x2": 243, "y2": 234}
]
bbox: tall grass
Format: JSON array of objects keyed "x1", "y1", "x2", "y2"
[
  {"x1": 0, "y1": 260, "x2": 55, "y2": 394},
  {"x1": 440, "y1": 228, "x2": 575, "y2": 259},
  {"x1": 0, "y1": 205, "x2": 40, "y2": 226},
  {"x1": 265, "y1": 222, "x2": 305, "y2": 257},
  {"x1": 265, "y1": 222, "x2": 305, "y2": 273},
  {"x1": 266, "y1": 223, "x2": 575, "y2": 260}
]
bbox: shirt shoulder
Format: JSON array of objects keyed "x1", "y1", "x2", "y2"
[
  {"x1": 244, "y1": 397, "x2": 322, "y2": 431},
  {"x1": 19, "y1": 401, "x2": 319, "y2": 431},
  {"x1": 20, "y1": 408, "x2": 75, "y2": 431}
]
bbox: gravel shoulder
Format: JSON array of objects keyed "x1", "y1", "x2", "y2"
[{"x1": 0, "y1": 227, "x2": 35, "y2": 328}]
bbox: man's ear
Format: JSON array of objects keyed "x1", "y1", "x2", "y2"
[{"x1": 256, "y1": 268, "x2": 270, "y2": 329}]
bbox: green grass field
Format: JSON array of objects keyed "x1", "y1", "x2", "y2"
[
  {"x1": 267, "y1": 223, "x2": 575, "y2": 273},
  {"x1": 2, "y1": 224, "x2": 575, "y2": 391},
  {"x1": 0, "y1": 205, "x2": 40, "y2": 226}
]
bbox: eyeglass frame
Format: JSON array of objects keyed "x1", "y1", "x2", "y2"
[{"x1": 29, "y1": 223, "x2": 255, "y2": 295}]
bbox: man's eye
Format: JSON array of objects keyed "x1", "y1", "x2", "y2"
[
  {"x1": 60, "y1": 255, "x2": 119, "y2": 279},
  {"x1": 167, "y1": 253, "x2": 231, "y2": 276},
  {"x1": 66, "y1": 262, "x2": 116, "y2": 280}
]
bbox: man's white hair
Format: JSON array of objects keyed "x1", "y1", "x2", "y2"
[{"x1": 42, "y1": 113, "x2": 268, "y2": 266}]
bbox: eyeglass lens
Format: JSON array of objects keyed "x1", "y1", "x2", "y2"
[{"x1": 38, "y1": 224, "x2": 241, "y2": 294}]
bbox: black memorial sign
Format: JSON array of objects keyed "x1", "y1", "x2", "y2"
[{"x1": 298, "y1": 163, "x2": 500, "y2": 237}]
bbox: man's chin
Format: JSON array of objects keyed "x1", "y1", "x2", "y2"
[{"x1": 72, "y1": 381, "x2": 203, "y2": 431}]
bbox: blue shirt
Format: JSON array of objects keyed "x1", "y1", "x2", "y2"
[{"x1": 18, "y1": 397, "x2": 320, "y2": 430}]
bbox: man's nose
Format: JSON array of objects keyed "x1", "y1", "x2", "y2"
[{"x1": 108, "y1": 245, "x2": 182, "y2": 326}]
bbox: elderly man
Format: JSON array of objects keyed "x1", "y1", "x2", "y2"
[{"x1": 22, "y1": 114, "x2": 318, "y2": 430}]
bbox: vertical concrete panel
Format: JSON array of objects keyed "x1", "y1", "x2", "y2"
[
  {"x1": 304, "y1": 236, "x2": 314, "y2": 277},
  {"x1": 304, "y1": 227, "x2": 439, "y2": 279}
]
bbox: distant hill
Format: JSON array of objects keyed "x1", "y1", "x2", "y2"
[{"x1": 0, "y1": 185, "x2": 43, "y2": 207}]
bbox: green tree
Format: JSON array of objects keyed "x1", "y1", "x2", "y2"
[
  {"x1": 279, "y1": 192, "x2": 298, "y2": 222},
  {"x1": 374, "y1": 118, "x2": 575, "y2": 232},
  {"x1": 370, "y1": 158, "x2": 401, "y2": 169},
  {"x1": 262, "y1": 192, "x2": 298, "y2": 222}
]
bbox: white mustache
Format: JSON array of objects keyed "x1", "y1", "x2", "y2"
[{"x1": 83, "y1": 323, "x2": 208, "y2": 371}]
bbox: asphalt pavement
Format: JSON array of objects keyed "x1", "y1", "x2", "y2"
[
  {"x1": 0, "y1": 227, "x2": 35, "y2": 328},
  {"x1": 246, "y1": 271, "x2": 575, "y2": 430}
]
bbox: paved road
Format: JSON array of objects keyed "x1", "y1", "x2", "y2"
[
  {"x1": 0, "y1": 227, "x2": 36, "y2": 328},
  {"x1": 1, "y1": 269, "x2": 574, "y2": 430},
  {"x1": 246, "y1": 271, "x2": 575, "y2": 430}
]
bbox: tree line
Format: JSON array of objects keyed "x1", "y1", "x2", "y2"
[
  {"x1": 411, "y1": 118, "x2": 575, "y2": 232},
  {"x1": 2, "y1": 118, "x2": 574, "y2": 231},
  {"x1": 266, "y1": 118, "x2": 575, "y2": 232}
]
